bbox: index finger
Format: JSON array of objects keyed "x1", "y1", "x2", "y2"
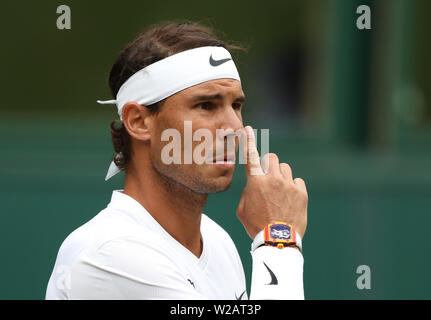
[{"x1": 241, "y1": 126, "x2": 264, "y2": 176}]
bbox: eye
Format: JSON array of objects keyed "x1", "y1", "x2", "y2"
[
  {"x1": 196, "y1": 102, "x2": 215, "y2": 110},
  {"x1": 232, "y1": 102, "x2": 243, "y2": 110}
]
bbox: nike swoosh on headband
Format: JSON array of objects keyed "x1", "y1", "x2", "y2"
[
  {"x1": 209, "y1": 54, "x2": 232, "y2": 66},
  {"x1": 263, "y1": 262, "x2": 278, "y2": 285}
]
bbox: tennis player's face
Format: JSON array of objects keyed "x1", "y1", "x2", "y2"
[{"x1": 150, "y1": 79, "x2": 245, "y2": 194}]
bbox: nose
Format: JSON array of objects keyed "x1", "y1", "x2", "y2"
[
  {"x1": 217, "y1": 104, "x2": 243, "y2": 138},
  {"x1": 214, "y1": 105, "x2": 243, "y2": 155}
]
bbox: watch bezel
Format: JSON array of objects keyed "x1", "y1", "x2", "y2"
[{"x1": 264, "y1": 222, "x2": 297, "y2": 247}]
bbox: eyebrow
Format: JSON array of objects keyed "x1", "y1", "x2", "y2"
[{"x1": 192, "y1": 93, "x2": 246, "y2": 103}]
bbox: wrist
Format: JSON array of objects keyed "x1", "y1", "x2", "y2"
[{"x1": 251, "y1": 222, "x2": 302, "y2": 253}]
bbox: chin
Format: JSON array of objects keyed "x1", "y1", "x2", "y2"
[
  {"x1": 152, "y1": 161, "x2": 234, "y2": 195},
  {"x1": 207, "y1": 176, "x2": 233, "y2": 193},
  {"x1": 187, "y1": 165, "x2": 235, "y2": 194},
  {"x1": 204, "y1": 165, "x2": 235, "y2": 192}
]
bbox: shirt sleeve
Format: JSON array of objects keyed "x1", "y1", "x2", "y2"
[
  {"x1": 67, "y1": 237, "x2": 206, "y2": 300},
  {"x1": 249, "y1": 246, "x2": 304, "y2": 300}
]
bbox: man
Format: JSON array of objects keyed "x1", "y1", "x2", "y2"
[{"x1": 46, "y1": 22, "x2": 308, "y2": 299}]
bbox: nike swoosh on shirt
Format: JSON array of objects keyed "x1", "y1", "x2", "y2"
[
  {"x1": 209, "y1": 54, "x2": 232, "y2": 66},
  {"x1": 187, "y1": 278, "x2": 195, "y2": 288},
  {"x1": 263, "y1": 262, "x2": 278, "y2": 285},
  {"x1": 235, "y1": 290, "x2": 246, "y2": 300}
]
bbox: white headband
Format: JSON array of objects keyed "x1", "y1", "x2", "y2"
[
  {"x1": 97, "y1": 46, "x2": 241, "y2": 180},
  {"x1": 97, "y1": 46, "x2": 240, "y2": 119}
]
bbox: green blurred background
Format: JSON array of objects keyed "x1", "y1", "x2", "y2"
[{"x1": 1, "y1": 0, "x2": 430, "y2": 299}]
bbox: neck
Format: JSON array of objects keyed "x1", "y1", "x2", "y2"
[{"x1": 123, "y1": 159, "x2": 208, "y2": 258}]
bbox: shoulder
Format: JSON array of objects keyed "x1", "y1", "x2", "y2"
[
  {"x1": 54, "y1": 207, "x2": 158, "y2": 266},
  {"x1": 47, "y1": 208, "x2": 186, "y2": 299},
  {"x1": 76, "y1": 234, "x2": 178, "y2": 276},
  {"x1": 54, "y1": 235, "x2": 200, "y2": 299}
]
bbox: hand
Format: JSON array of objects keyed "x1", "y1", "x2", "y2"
[{"x1": 236, "y1": 126, "x2": 308, "y2": 239}]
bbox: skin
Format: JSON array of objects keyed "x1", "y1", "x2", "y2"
[{"x1": 121, "y1": 78, "x2": 308, "y2": 258}]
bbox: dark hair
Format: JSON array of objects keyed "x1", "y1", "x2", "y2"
[{"x1": 108, "y1": 21, "x2": 245, "y2": 171}]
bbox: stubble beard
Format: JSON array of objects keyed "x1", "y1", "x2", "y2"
[{"x1": 151, "y1": 158, "x2": 233, "y2": 196}]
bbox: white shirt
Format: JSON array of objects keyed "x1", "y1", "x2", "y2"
[{"x1": 46, "y1": 190, "x2": 304, "y2": 300}]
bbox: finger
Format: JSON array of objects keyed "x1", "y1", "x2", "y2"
[
  {"x1": 241, "y1": 126, "x2": 264, "y2": 176},
  {"x1": 293, "y1": 177, "x2": 307, "y2": 194},
  {"x1": 262, "y1": 153, "x2": 282, "y2": 176},
  {"x1": 261, "y1": 153, "x2": 270, "y2": 174},
  {"x1": 280, "y1": 163, "x2": 293, "y2": 181}
]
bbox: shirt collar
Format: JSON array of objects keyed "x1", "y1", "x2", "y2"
[
  {"x1": 106, "y1": 190, "x2": 209, "y2": 266},
  {"x1": 107, "y1": 189, "x2": 157, "y2": 227}
]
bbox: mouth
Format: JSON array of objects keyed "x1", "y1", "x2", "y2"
[{"x1": 213, "y1": 153, "x2": 236, "y2": 165}]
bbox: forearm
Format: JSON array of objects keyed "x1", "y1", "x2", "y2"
[{"x1": 249, "y1": 246, "x2": 304, "y2": 300}]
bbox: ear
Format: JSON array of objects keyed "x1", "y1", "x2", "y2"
[{"x1": 121, "y1": 102, "x2": 153, "y2": 141}]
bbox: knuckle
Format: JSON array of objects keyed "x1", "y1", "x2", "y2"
[
  {"x1": 249, "y1": 149, "x2": 258, "y2": 157},
  {"x1": 280, "y1": 162, "x2": 292, "y2": 170},
  {"x1": 294, "y1": 177, "x2": 305, "y2": 184},
  {"x1": 280, "y1": 163, "x2": 293, "y2": 176},
  {"x1": 269, "y1": 176, "x2": 284, "y2": 188},
  {"x1": 290, "y1": 184, "x2": 301, "y2": 195},
  {"x1": 289, "y1": 183, "x2": 308, "y2": 201},
  {"x1": 248, "y1": 150, "x2": 260, "y2": 162},
  {"x1": 268, "y1": 153, "x2": 279, "y2": 161}
]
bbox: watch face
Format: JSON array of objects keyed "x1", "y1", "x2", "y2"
[
  {"x1": 270, "y1": 225, "x2": 291, "y2": 240},
  {"x1": 264, "y1": 222, "x2": 296, "y2": 246}
]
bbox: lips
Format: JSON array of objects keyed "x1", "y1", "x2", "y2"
[{"x1": 214, "y1": 153, "x2": 236, "y2": 164}]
